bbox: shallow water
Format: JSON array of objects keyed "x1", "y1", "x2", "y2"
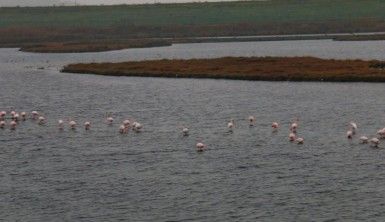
[{"x1": 1, "y1": 40, "x2": 385, "y2": 221}]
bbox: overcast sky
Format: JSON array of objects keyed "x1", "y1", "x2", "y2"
[{"x1": 0, "y1": 0, "x2": 244, "y2": 7}]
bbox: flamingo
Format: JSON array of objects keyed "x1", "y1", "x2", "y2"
[
  {"x1": 377, "y1": 128, "x2": 385, "y2": 138},
  {"x1": 347, "y1": 130, "x2": 353, "y2": 139},
  {"x1": 106, "y1": 113, "x2": 114, "y2": 125},
  {"x1": 359, "y1": 136, "x2": 369, "y2": 144},
  {"x1": 182, "y1": 127, "x2": 189, "y2": 136},
  {"x1": 290, "y1": 119, "x2": 298, "y2": 133},
  {"x1": 13, "y1": 113, "x2": 19, "y2": 122},
  {"x1": 123, "y1": 119, "x2": 130, "y2": 128},
  {"x1": 10, "y1": 121, "x2": 17, "y2": 130},
  {"x1": 31, "y1": 111, "x2": 39, "y2": 120},
  {"x1": 69, "y1": 120, "x2": 77, "y2": 130},
  {"x1": 349, "y1": 122, "x2": 357, "y2": 134},
  {"x1": 21, "y1": 112, "x2": 27, "y2": 121},
  {"x1": 0, "y1": 111, "x2": 6, "y2": 121},
  {"x1": 272, "y1": 122, "x2": 279, "y2": 130},
  {"x1": 119, "y1": 124, "x2": 127, "y2": 134},
  {"x1": 196, "y1": 142, "x2": 206, "y2": 152},
  {"x1": 58, "y1": 120, "x2": 64, "y2": 130},
  {"x1": 248, "y1": 116, "x2": 255, "y2": 126},
  {"x1": 132, "y1": 122, "x2": 142, "y2": 132},
  {"x1": 0, "y1": 121, "x2": 5, "y2": 129},
  {"x1": 227, "y1": 119, "x2": 235, "y2": 131},
  {"x1": 84, "y1": 121, "x2": 91, "y2": 130},
  {"x1": 38, "y1": 116, "x2": 45, "y2": 125},
  {"x1": 370, "y1": 138, "x2": 380, "y2": 147},
  {"x1": 289, "y1": 133, "x2": 296, "y2": 142},
  {"x1": 296, "y1": 137, "x2": 304, "y2": 144}
]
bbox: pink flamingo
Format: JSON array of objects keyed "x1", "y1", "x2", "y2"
[
  {"x1": 296, "y1": 137, "x2": 304, "y2": 144},
  {"x1": 0, "y1": 121, "x2": 5, "y2": 129},
  {"x1": 182, "y1": 127, "x2": 189, "y2": 136},
  {"x1": 227, "y1": 119, "x2": 235, "y2": 131},
  {"x1": 346, "y1": 130, "x2": 353, "y2": 139},
  {"x1": 289, "y1": 133, "x2": 296, "y2": 142},
  {"x1": 119, "y1": 124, "x2": 128, "y2": 134},
  {"x1": 359, "y1": 136, "x2": 368, "y2": 144},
  {"x1": 290, "y1": 118, "x2": 299, "y2": 133},
  {"x1": 31, "y1": 111, "x2": 39, "y2": 120},
  {"x1": 196, "y1": 142, "x2": 206, "y2": 152},
  {"x1": 370, "y1": 138, "x2": 380, "y2": 147},
  {"x1": 84, "y1": 121, "x2": 91, "y2": 130},
  {"x1": 58, "y1": 120, "x2": 64, "y2": 130},
  {"x1": 248, "y1": 116, "x2": 255, "y2": 126},
  {"x1": 10, "y1": 121, "x2": 17, "y2": 130},
  {"x1": 38, "y1": 116, "x2": 45, "y2": 125},
  {"x1": 69, "y1": 120, "x2": 77, "y2": 130},
  {"x1": 21, "y1": 112, "x2": 27, "y2": 121}
]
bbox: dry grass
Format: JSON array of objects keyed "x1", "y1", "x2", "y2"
[{"x1": 62, "y1": 57, "x2": 385, "y2": 82}]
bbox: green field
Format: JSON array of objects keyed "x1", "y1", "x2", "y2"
[
  {"x1": 1, "y1": 0, "x2": 385, "y2": 28},
  {"x1": 1, "y1": 0, "x2": 385, "y2": 51}
]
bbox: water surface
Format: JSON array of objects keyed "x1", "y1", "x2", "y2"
[{"x1": 1, "y1": 40, "x2": 385, "y2": 221}]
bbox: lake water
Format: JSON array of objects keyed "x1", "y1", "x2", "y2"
[{"x1": 1, "y1": 40, "x2": 385, "y2": 221}]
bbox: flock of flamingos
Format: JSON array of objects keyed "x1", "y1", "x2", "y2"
[{"x1": 1, "y1": 110, "x2": 384, "y2": 151}]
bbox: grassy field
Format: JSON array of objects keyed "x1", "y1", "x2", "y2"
[
  {"x1": 1, "y1": 0, "x2": 385, "y2": 28},
  {"x1": 1, "y1": 0, "x2": 385, "y2": 51},
  {"x1": 61, "y1": 57, "x2": 385, "y2": 82}
]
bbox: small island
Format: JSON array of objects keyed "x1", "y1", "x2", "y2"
[{"x1": 61, "y1": 57, "x2": 385, "y2": 82}]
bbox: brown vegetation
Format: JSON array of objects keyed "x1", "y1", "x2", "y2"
[
  {"x1": 61, "y1": 57, "x2": 385, "y2": 82},
  {"x1": 334, "y1": 34, "x2": 385, "y2": 41}
]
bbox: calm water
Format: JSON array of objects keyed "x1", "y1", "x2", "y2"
[{"x1": 1, "y1": 40, "x2": 385, "y2": 221}]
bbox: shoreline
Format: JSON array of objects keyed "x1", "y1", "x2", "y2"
[
  {"x1": 12, "y1": 32, "x2": 385, "y2": 53},
  {"x1": 61, "y1": 57, "x2": 385, "y2": 82}
]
